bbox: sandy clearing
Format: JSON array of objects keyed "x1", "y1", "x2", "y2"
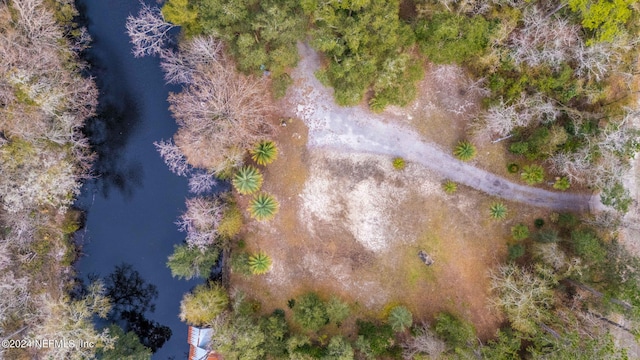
[{"x1": 286, "y1": 42, "x2": 602, "y2": 213}]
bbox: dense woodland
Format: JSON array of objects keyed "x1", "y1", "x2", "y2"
[
  {"x1": 0, "y1": 0, "x2": 113, "y2": 359},
  {"x1": 0, "y1": 0, "x2": 157, "y2": 358}
]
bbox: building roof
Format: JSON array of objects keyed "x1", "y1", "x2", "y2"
[{"x1": 187, "y1": 326, "x2": 220, "y2": 360}]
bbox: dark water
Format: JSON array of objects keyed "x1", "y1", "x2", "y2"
[{"x1": 74, "y1": 0, "x2": 202, "y2": 358}]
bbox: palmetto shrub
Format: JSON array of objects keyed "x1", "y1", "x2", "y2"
[
  {"x1": 511, "y1": 223, "x2": 530, "y2": 241},
  {"x1": 250, "y1": 140, "x2": 278, "y2": 166},
  {"x1": 392, "y1": 157, "x2": 406, "y2": 170},
  {"x1": 443, "y1": 180, "x2": 458, "y2": 194},
  {"x1": 248, "y1": 251, "x2": 272, "y2": 275},
  {"x1": 248, "y1": 192, "x2": 279, "y2": 221},
  {"x1": 232, "y1": 165, "x2": 263, "y2": 195},
  {"x1": 553, "y1": 177, "x2": 570, "y2": 190},
  {"x1": 521, "y1": 165, "x2": 544, "y2": 185},
  {"x1": 489, "y1": 202, "x2": 508, "y2": 220},
  {"x1": 454, "y1": 140, "x2": 477, "y2": 161},
  {"x1": 388, "y1": 305, "x2": 413, "y2": 332}
]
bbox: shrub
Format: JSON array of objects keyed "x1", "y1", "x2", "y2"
[
  {"x1": 601, "y1": 181, "x2": 633, "y2": 213},
  {"x1": 326, "y1": 336, "x2": 354, "y2": 359},
  {"x1": 434, "y1": 312, "x2": 476, "y2": 350},
  {"x1": 369, "y1": 96, "x2": 389, "y2": 113},
  {"x1": 535, "y1": 229, "x2": 559, "y2": 243},
  {"x1": 356, "y1": 320, "x2": 397, "y2": 357},
  {"x1": 508, "y1": 244, "x2": 525, "y2": 261},
  {"x1": 388, "y1": 306, "x2": 413, "y2": 333},
  {"x1": 454, "y1": 141, "x2": 477, "y2": 161},
  {"x1": 489, "y1": 202, "x2": 508, "y2": 220},
  {"x1": 534, "y1": 218, "x2": 545, "y2": 228},
  {"x1": 232, "y1": 166, "x2": 263, "y2": 195},
  {"x1": 61, "y1": 210, "x2": 82, "y2": 234},
  {"x1": 507, "y1": 163, "x2": 520, "y2": 174},
  {"x1": 415, "y1": 12, "x2": 494, "y2": 64},
  {"x1": 520, "y1": 165, "x2": 545, "y2": 185},
  {"x1": 260, "y1": 310, "x2": 289, "y2": 358},
  {"x1": 250, "y1": 141, "x2": 278, "y2": 166},
  {"x1": 273, "y1": 74, "x2": 293, "y2": 99},
  {"x1": 571, "y1": 229, "x2": 606, "y2": 264},
  {"x1": 557, "y1": 213, "x2": 578, "y2": 229},
  {"x1": 392, "y1": 157, "x2": 406, "y2": 170},
  {"x1": 293, "y1": 293, "x2": 328, "y2": 332},
  {"x1": 167, "y1": 244, "x2": 220, "y2": 280},
  {"x1": 326, "y1": 297, "x2": 350, "y2": 326},
  {"x1": 511, "y1": 223, "x2": 530, "y2": 241},
  {"x1": 248, "y1": 193, "x2": 279, "y2": 221},
  {"x1": 179, "y1": 282, "x2": 228, "y2": 326},
  {"x1": 443, "y1": 180, "x2": 458, "y2": 194},
  {"x1": 509, "y1": 142, "x2": 529, "y2": 156},
  {"x1": 230, "y1": 251, "x2": 252, "y2": 276},
  {"x1": 248, "y1": 251, "x2": 272, "y2": 275},
  {"x1": 305, "y1": 0, "x2": 421, "y2": 109},
  {"x1": 217, "y1": 203, "x2": 243, "y2": 239},
  {"x1": 553, "y1": 177, "x2": 571, "y2": 191}
]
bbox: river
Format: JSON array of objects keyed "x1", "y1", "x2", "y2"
[{"x1": 74, "y1": 0, "x2": 201, "y2": 358}]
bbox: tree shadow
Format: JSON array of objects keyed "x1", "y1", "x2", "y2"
[
  {"x1": 83, "y1": 99, "x2": 144, "y2": 200},
  {"x1": 80, "y1": 263, "x2": 172, "y2": 353}
]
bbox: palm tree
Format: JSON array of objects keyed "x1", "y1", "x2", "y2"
[
  {"x1": 248, "y1": 251, "x2": 272, "y2": 275},
  {"x1": 251, "y1": 140, "x2": 278, "y2": 166},
  {"x1": 454, "y1": 140, "x2": 477, "y2": 161},
  {"x1": 388, "y1": 305, "x2": 413, "y2": 332},
  {"x1": 248, "y1": 192, "x2": 279, "y2": 221},
  {"x1": 232, "y1": 165, "x2": 263, "y2": 195},
  {"x1": 490, "y1": 202, "x2": 508, "y2": 220}
]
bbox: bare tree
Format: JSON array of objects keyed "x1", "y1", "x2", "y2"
[
  {"x1": 401, "y1": 322, "x2": 446, "y2": 359},
  {"x1": 31, "y1": 282, "x2": 114, "y2": 360},
  {"x1": 176, "y1": 197, "x2": 226, "y2": 250},
  {"x1": 159, "y1": 49, "x2": 194, "y2": 85},
  {"x1": 126, "y1": 2, "x2": 175, "y2": 58},
  {"x1": 11, "y1": 0, "x2": 61, "y2": 44},
  {"x1": 490, "y1": 263, "x2": 557, "y2": 334},
  {"x1": 159, "y1": 36, "x2": 223, "y2": 85},
  {"x1": 0, "y1": 239, "x2": 29, "y2": 328},
  {"x1": 0, "y1": 140, "x2": 83, "y2": 213},
  {"x1": 508, "y1": 7, "x2": 581, "y2": 69},
  {"x1": 188, "y1": 171, "x2": 218, "y2": 194},
  {"x1": 154, "y1": 139, "x2": 190, "y2": 176},
  {"x1": 475, "y1": 94, "x2": 559, "y2": 141},
  {"x1": 169, "y1": 59, "x2": 275, "y2": 171}
]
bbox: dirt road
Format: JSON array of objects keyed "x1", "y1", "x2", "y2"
[{"x1": 287, "y1": 43, "x2": 602, "y2": 213}]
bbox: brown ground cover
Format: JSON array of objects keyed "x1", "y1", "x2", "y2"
[{"x1": 229, "y1": 63, "x2": 555, "y2": 339}]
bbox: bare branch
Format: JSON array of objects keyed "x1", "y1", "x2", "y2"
[
  {"x1": 401, "y1": 322, "x2": 446, "y2": 359},
  {"x1": 154, "y1": 139, "x2": 190, "y2": 176},
  {"x1": 170, "y1": 59, "x2": 275, "y2": 170},
  {"x1": 188, "y1": 171, "x2": 218, "y2": 194},
  {"x1": 125, "y1": 3, "x2": 175, "y2": 58},
  {"x1": 508, "y1": 7, "x2": 580, "y2": 69},
  {"x1": 176, "y1": 197, "x2": 225, "y2": 250}
]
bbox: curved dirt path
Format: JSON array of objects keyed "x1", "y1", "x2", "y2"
[{"x1": 286, "y1": 43, "x2": 602, "y2": 213}]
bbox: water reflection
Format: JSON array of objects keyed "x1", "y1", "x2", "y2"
[
  {"x1": 83, "y1": 96, "x2": 144, "y2": 199},
  {"x1": 85, "y1": 263, "x2": 172, "y2": 353}
]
